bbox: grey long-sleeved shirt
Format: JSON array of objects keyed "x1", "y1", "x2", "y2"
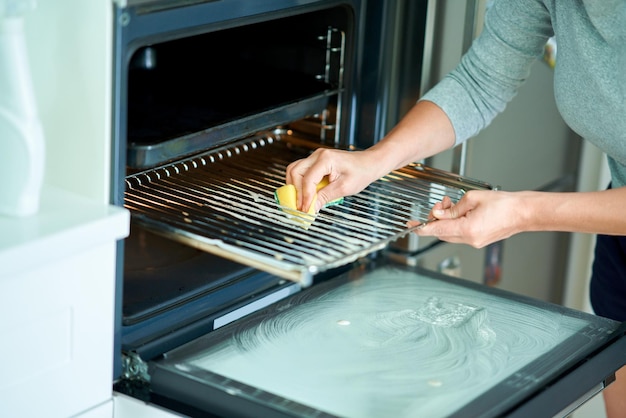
[{"x1": 422, "y1": 0, "x2": 626, "y2": 187}]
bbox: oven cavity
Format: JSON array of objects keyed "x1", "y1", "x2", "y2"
[{"x1": 126, "y1": 6, "x2": 349, "y2": 170}]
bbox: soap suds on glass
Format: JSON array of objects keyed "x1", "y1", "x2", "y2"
[{"x1": 188, "y1": 267, "x2": 588, "y2": 418}]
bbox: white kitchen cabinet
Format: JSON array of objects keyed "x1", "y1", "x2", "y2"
[
  {"x1": 0, "y1": 1, "x2": 123, "y2": 416},
  {"x1": 113, "y1": 393, "x2": 183, "y2": 418},
  {"x1": 0, "y1": 186, "x2": 128, "y2": 418}
]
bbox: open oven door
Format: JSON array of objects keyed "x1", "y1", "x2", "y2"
[{"x1": 143, "y1": 260, "x2": 626, "y2": 418}]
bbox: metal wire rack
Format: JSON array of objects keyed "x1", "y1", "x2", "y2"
[{"x1": 124, "y1": 132, "x2": 493, "y2": 286}]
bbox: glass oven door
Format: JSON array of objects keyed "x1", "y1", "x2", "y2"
[{"x1": 146, "y1": 260, "x2": 626, "y2": 418}]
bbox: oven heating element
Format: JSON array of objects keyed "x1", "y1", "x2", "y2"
[{"x1": 124, "y1": 131, "x2": 493, "y2": 286}]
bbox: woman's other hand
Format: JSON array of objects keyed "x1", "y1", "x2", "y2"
[{"x1": 408, "y1": 190, "x2": 524, "y2": 248}]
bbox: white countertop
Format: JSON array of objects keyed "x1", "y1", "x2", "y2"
[{"x1": 0, "y1": 185, "x2": 129, "y2": 278}]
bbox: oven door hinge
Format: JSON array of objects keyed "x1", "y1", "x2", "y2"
[{"x1": 121, "y1": 351, "x2": 151, "y2": 383}]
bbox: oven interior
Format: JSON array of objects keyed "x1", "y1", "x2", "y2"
[{"x1": 125, "y1": 5, "x2": 351, "y2": 170}]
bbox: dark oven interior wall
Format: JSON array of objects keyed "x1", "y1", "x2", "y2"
[{"x1": 126, "y1": 5, "x2": 354, "y2": 149}]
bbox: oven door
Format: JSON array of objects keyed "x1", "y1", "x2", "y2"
[{"x1": 136, "y1": 260, "x2": 626, "y2": 418}]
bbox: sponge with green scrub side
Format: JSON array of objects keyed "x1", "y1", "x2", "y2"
[{"x1": 274, "y1": 176, "x2": 344, "y2": 218}]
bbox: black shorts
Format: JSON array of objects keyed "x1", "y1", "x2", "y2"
[{"x1": 590, "y1": 233, "x2": 626, "y2": 322}]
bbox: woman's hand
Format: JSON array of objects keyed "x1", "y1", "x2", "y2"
[
  {"x1": 285, "y1": 148, "x2": 383, "y2": 213},
  {"x1": 408, "y1": 190, "x2": 525, "y2": 248},
  {"x1": 411, "y1": 186, "x2": 626, "y2": 246}
]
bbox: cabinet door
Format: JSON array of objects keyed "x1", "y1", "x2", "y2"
[{"x1": 0, "y1": 243, "x2": 118, "y2": 418}]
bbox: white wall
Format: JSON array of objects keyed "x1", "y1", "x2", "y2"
[{"x1": 23, "y1": 0, "x2": 113, "y2": 203}]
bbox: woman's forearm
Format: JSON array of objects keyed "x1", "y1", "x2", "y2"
[
  {"x1": 363, "y1": 100, "x2": 457, "y2": 178},
  {"x1": 521, "y1": 187, "x2": 626, "y2": 236}
]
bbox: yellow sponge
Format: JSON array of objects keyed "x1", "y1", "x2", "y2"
[
  {"x1": 274, "y1": 184, "x2": 317, "y2": 216},
  {"x1": 274, "y1": 176, "x2": 343, "y2": 225}
]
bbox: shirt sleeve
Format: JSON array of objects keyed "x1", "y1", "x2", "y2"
[{"x1": 421, "y1": 0, "x2": 554, "y2": 145}]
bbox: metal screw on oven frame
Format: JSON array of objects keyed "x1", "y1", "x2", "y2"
[{"x1": 119, "y1": 12, "x2": 130, "y2": 27}]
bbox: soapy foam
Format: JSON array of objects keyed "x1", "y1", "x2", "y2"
[{"x1": 188, "y1": 267, "x2": 588, "y2": 417}]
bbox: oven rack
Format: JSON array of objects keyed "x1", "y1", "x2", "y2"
[{"x1": 124, "y1": 132, "x2": 493, "y2": 287}]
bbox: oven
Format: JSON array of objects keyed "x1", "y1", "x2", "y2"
[{"x1": 110, "y1": 1, "x2": 626, "y2": 417}]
